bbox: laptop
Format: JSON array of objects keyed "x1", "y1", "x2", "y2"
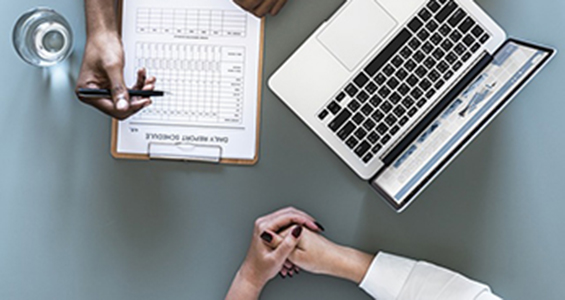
[{"x1": 269, "y1": 0, "x2": 556, "y2": 212}]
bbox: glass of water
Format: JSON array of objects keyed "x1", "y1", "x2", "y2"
[{"x1": 12, "y1": 7, "x2": 73, "y2": 67}]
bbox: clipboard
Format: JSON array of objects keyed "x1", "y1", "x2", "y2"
[{"x1": 111, "y1": 0, "x2": 264, "y2": 165}]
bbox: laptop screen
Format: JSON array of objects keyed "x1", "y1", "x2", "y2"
[{"x1": 372, "y1": 39, "x2": 554, "y2": 211}]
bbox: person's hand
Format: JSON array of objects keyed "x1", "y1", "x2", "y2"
[
  {"x1": 76, "y1": 32, "x2": 155, "y2": 120},
  {"x1": 233, "y1": 0, "x2": 288, "y2": 17},
  {"x1": 267, "y1": 227, "x2": 375, "y2": 284},
  {"x1": 225, "y1": 207, "x2": 324, "y2": 300}
]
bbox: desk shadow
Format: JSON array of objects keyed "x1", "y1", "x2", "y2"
[{"x1": 353, "y1": 123, "x2": 502, "y2": 267}]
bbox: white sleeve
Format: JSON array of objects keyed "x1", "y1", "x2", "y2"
[{"x1": 359, "y1": 252, "x2": 502, "y2": 300}]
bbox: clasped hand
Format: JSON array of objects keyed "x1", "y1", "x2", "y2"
[{"x1": 226, "y1": 207, "x2": 373, "y2": 300}]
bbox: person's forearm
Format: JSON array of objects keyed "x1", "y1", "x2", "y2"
[
  {"x1": 225, "y1": 268, "x2": 263, "y2": 300},
  {"x1": 84, "y1": 0, "x2": 120, "y2": 36},
  {"x1": 324, "y1": 245, "x2": 374, "y2": 284}
]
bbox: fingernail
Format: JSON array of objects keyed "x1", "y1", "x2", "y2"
[
  {"x1": 292, "y1": 226, "x2": 302, "y2": 238},
  {"x1": 260, "y1": 231, "x2": 273, "y2": 243},
  {"x1": 116, "y1": 98, "x2": 129, "y2": 111},
  {"x1": 279, "y1": 273, "x2": 286, "y2": 279},
  {"x1": 315, "y1": 221, "x2": 325, "y2": 232},
  {"x1": 288, "y1": 272, "x2": 293, "y2": 278}
]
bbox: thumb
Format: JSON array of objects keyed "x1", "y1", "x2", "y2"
[
  {"x1": 107, "y1": 65, "x2": 130, "y2": 112},
  {"x1": 272, "y1": 226, "x2": 302, "y2": 262}
]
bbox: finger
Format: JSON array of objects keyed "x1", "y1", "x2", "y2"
[
  {"x1": 279, "y1": 270, "x2": 287, "y2": 279},
  {"x1": 283, "y1": 260, "x2": 293, "y2": 270},
  {"x1": 133, "y1": 68, "x2": 147, "y2": 90},
  {"x1": 272, "y1": 226, "x2": 303, "y2": 262},
  {"x1": 267, "y1": 212, "x2": 321, "y2": 234},
  {"x1": 234, "y1": 0, "x2": 262, "y2": 12},
  {"x1": 270, "y1": 0, "x2": 288, "y2": 15},
  {"x1": 253, "y1": 0, "x2": 277, "y2": 17},
  {"x1": 268, "y1": 207, "x2": 323, "y2": 231},
  {"x1": 106, "y1": 67, "x2": 130, "y2": 113}
]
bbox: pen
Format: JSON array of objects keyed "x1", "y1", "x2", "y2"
[{"x1": 77, "y1": 88, "x2": 166, "y2": 99}]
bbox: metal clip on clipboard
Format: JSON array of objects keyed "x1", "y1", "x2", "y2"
[{"x1": 148, "y1": 142, "x2": 223, "y2": 163}]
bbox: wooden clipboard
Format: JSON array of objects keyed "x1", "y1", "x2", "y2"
[{"x1": 111, "y1": 0, "x2": 264, "y2": 165}]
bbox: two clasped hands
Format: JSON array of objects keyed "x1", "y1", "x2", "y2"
[{"x1": 226, "y1": 207, "x2": 374, "y2": 300}]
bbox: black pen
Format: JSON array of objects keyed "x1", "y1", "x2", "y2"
[{"x1": 77, "y1": 88, "x2": 166, "y2": 99}]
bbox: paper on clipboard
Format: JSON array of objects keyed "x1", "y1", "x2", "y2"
[{"x1": 114, "y1": 0, "x2": 263, "y2": 164}]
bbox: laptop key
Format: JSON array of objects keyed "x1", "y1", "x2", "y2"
[
  {"x1": 346, "y1": 137, "x2": 359, "y2": 149},
  {"x1": 381, "y1": 134, "x2": 392, "y2": 145},
  {"x1": 415, "y1": 66, "x2": 428, "y2": 77},
  {"x1": 327, "y1": 101, "x2": 341, "y2": 114},
  {"x1": 354, "y1": 128, "x2": 368, "y2": 140},
  {"x1": 408, "y1": 108, "x2": 417, "y2": 117},
  {"x1": 479, "y1": 33, "x2": 490, "y2": 44},
  {"x1": 392, "y1": 56, "x2": 404, "y2": 68},
  {"x1": 383, "y1": 64, "x2": 395, "y2": 76},
  {"x1": 426, "y1": 19, "x2": 439, "y2": 32},
  {"x1": 366, "y1": 81, "x2": 378, "y2": 94},
  {"x1": 371, "y1": 110, "x2": 385, "y2": 122},
  {"x1": 418, "y1": 8, "x2": 432, "y2": 22},
  {"x1": 409, "y1": 38, "x2": 422, "y2": 50},
  {"x1": 419, "y1": 78, "x2": 432, "y2": 91},
  {"x1": 435, "y1": 79, "x2": 446, "y2": 90},
  {"x1": 369, "y1": 95, "x2": 383, "y2": 107},
  {"x1": 439, "y1": 24, "x2": 451, "y2": 36},
  {"x1": 417, "y1": 28, "x2": 431, "y2": 41},
  {"x1": 400, "y1": 46, "x2": 413, "y2": 59},
  {"x1": 361, "y1": 103, "x2": 374, "y2": 116},
  {"x1": 354, "y1": 73, "x2": 369, "y2": 88},
  {"x1": 385, "y1": 115, "x2": 397, "y2": 126},
  {"x1": 337, "y1": 122, "x2": 356, "y2": 140},
  {"x1": 348, "y1": 100, "x2": 361, "y2": 112},
  {"x1": 387, "y1": 77, "x2": 400, "y2": 90},
  {"x1": 357, "y1": 90, "x2": 369, "y2": 102},
  {"x1": 441, "y1": 39, "x2": 454, "y2": 51},
  {"x1": 437, "y1": 61, "x2": 449, "y2": 72},
  {"x1": 408, "y1": 18, "x2": 424, "y2": 33},
  {"x1": 414, "y1": 50, "x2": 425, "y2": 63},
  {"x1": 450, "y1": 31, "x2": 463, "y2": 43},
  {"x1": 463, "y1": 35, "x2": 475, "y2": 47},
  {"x1": 368, "y1": 131, "x2": 380, "y2": 144},
  {"x1": 378, "y1": 86, "x2": 392, "y2": 98},
  {"x1": 398, "y1": 83, "x2": 410, "y2": 96},
  {"x1": 424, "y1": 57, "x2": 437, "y2": 69},
  {"x1": 435, "y1": 1, "x2": 457, "y2": 23},
  {"x1": 393, "y1": 106, "x2": 406, "y2": 118},
  {"x1": 380, "y1": 102, "x2": 393, "y2": 113},
  {"x1": 427, "y1": 0, "x2": 441, "y2": 13},
  {"x1": 363, "y1": 153, "x2": 374, "y2": 164},
  {"x1": 453, "y1": 61, "x2": 463, "y2": 71},
  {"x1": 389, "y1": 92, "x2": 401, "y2": 105},
  {"x1": 352, "y1": 112, "x2": 365, "y2": 125},
  {"x1": 422, "y1": 42, "x2": 434, "y2": 54},
  {"x1": 345, "y1": 83, "x2": 358, "y2": 97},
  {"x1": 355, "y1": 141, "x2": 371, "y2": 158},
  {"x1": 376, "y1": 123, "x2": 389, "y2": 135},
  {"x1": 462, "y1": 52, "x2": 472, "y2": 62},
  {"x1": 372, "y1": 144, "x2": 383, "y2": 154},
  {"x1": 375, "y1": 73, "x2": 387, "y2": 85},
  {"x1": 363, "y1": 119, "x2": 377, "y2": 131},
  {"x1": 404, "y1": 59, "x2": 417, "y2": 72},
  {"x1": 470, "y1": 43, "x2": 481, "y2": 53},
  {"x1": 318, "y1": 110, "x2": 329, "y2": 121},
  {"x1": 402, "y1": 97, "x2": 415, "y2": 108},
  {"x1": 396, "y1": 68, "x2": 408, "y2": 81},
  {"x1": 432, "y1": 48, "x2": 446, "y2": 60},
  {"x1": 390, "y1": 125, "x2": 400, "y2": 135},
  {"x1": 328, "y1": 109, "x2": 351, "y2": 132},
  {"x1": 454, "y1": 43, "x2": 466, "y2": 55},
  {"x1": 336, "y1": 92, "x2": 346, "y2": 102},
  {"x1": 428, "y1": 69, "x2": 440, "y2": 82},
  {"x1": 399, "y1": 116, "x2": 409, "y2": 126},
  {"x1": 471, "y1": 25, "x2": 484, "y2": 38},
  {"x1": 459, "y1": 17, "x2": 475, "y2": 34},
  {"x1": 448, "y1": 8, "x2": 466, "y2": 27},
  {"x1": 431, "y1": 33, "x2": 442, "y2": 44}
]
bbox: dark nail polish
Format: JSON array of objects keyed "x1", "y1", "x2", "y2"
[
  {"x1": 314, "y1": 221, "x2": 326, "y2": 232},
  {"x1": 260, "y1": 232, "x2": 273, "y2": 243},
  {"x1": 292, "y1": 226, "x2": 302, "y2": 238},
  {"x1": 280, "y1": 273, "x2": 286, "y2": 279},
  {"x1": 288, "y1": 272, "x2": 293, "y2": 278}
]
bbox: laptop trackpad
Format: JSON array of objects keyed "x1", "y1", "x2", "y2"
[{"x1": 318, "y1": 0, "x2": 397, "y2": 71}]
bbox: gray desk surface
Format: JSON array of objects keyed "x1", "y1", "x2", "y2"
[{"x1": 1, "y1": 1, "x2": 564, "y2": 299}]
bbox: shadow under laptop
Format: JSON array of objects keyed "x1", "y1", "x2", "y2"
[{"x1": 352, "y1": 122, "x2": 502, "y2": 269}]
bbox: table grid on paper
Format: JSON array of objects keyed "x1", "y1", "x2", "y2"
[
  {"x1": 136, "y1": 8, "x2": 247, "y2": 38},
  {"x1": 133, "y1": 43, "x2": 246, "y2": 126}
]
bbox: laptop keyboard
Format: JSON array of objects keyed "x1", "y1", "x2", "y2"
[{"x1": 318, "y1": 0, "x2": 491, "y2": 165}]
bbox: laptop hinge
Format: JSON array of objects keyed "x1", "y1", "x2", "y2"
[{"x1": 382, "y1": 53, "x2": 493, "y2": 167}]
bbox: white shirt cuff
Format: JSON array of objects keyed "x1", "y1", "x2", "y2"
[{"x1": 359, "y1": 252, "x2": 416, "y2": 300}]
